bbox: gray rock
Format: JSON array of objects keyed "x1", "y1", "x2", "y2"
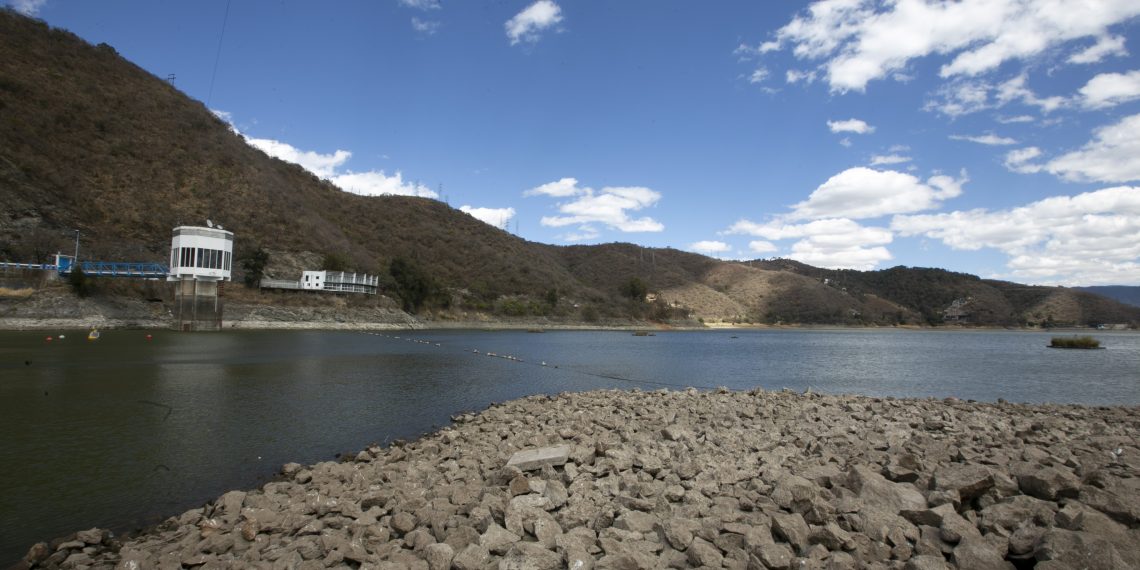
[
  {"x1": 481, "y1": 522, "x2": 521, "y2": 555},
  {"x1": 903, "y1": 555, "x2": 951, "y2": 570},
  {"x1": 391, "y1": 511, "x2": 418, "y2": 534},
  {"x1": 452, "y1": 543, "x2": 491, "y2": 570},
  {"x1": 659, "y1": 519, "x2": 700, "y2": 551},
  {"x1": 507, "y1": 445, "x2": 570, "y2": 472},
  {"x1": 1017, "y1": 467, "x2": 1081, "y2": 501},
  {"x1": 952, "y1": 537, "x2": 1014, "y2": 570},
  {"x1": 613, "y1": 512, "x2": 657, "y2": 534},
  {"x1": 932, "y1": 464, "x2": 993, "y2": 501},
  {"x1": 847, "y1": 465, "x2": 926, "y2": 514},
  {"x1": 500, "y1": 542, "x2": 563, "y2": 570},
  {"x1": 753, "y1": 542, "x2": 794, "y2": 570},
  {"x1": 686, "y1": 537, "x2": 724, "y2": 568},
  {"x1": 1035, "y1": 528, "x2": 1131, "y2": 569},
  {"x1": 771, "y1": 512, "x2": 811, "y2": 553}
]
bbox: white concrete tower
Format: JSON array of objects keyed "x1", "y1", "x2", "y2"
[{"x1": 168, "y1": 225, "x2": 234, "y2": 282}]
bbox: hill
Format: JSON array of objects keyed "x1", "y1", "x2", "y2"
[
  {"x1": 1074, "y1": 286, "x2": 1140, "y2": 308},
  {"x1": 1, "y1": 10, "x2": 1137, "y2": 328}
]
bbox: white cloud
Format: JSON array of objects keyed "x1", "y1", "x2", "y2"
[
  {"x1": 1003, "y1": 147, "x2": 1044, "y2": 174},
  {"x1": 398, "y1": 0, "x2": 440, "y2": 10},
  {"x1": 505, "y1": 0, "x2": 563, "y2": 46},
  {"x1": 331, "y1": 171, "x2": 438, "y2": 198},
  {"x1": 246, "y1": 137, "x2": 351, "y2": 179},
  {"x1": 838, "y1": 137, "x2": 853, "y2": 148},
  {"x1": 523, "y1": 177, "x2": 581, "y2": 197},
  {"x1": 526, "y1": 179, "x2": 664, "y2": 234},
  {"x1": 892, "y1": 186, "x2": 1140, "y2": 285},
  {"x1": 6, "y1": 0, "x2": 46, "y2": 15},
  {"x1": 769, "y1": 0, "x2": 1140, "y2": 92},
  {"x1": 689, "y1": 241, "x2": 732, "y2": 255},
  {"x1": 561, "y1": 225, "x2": 600, "y2": 242},
  {"x1": 238, "y1": 124, "x2": 436, "y2": 198},
  {"x1": 411, "y1": 17, "x2": 441, "y2": 35},
  {"x1": 869, "y1": 154, "x2": 910, "y2": 165},
  {"x1": 1079, "y1": 70, "x2": 1140, "y2": 109},
  {"x1": 788, "y1": 167, "x2": 966, "y2": 220},
  {"x1": 748, "y1": 240, "x2": 778, "y2": 254},
  {"x1": 749, "y1": 67, "x2": 770, "y2": 84},
  {"x1": 926, "y1": 74, "x2": 1068, "y2": 117},
  {"x1": 459, "y1": 206, "x2": 516, "y2": 228},
  {"x1": 729, "y1": 218, "x2": 893, "y2": 271},
  {"x1": 1045, "y1": 113, "x2": 1140, "y2": 183},
  {"x1": 997, "y1": 114, "x2": 1035, "y2": 124},
  {"x1": 786, "y1": 69, "x2": 818, "y2": 84},
  {"x1": 1068, "y1": 34, "x2": 1128, "y2": 64},
  {"x1": 950, "y1": 134, "x2": 1017, "y2": 146},
  {"x1": 827, "y1": 118, "x2": 874, "y2": 134}
]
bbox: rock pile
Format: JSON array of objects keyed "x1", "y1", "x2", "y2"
[{"x1": 21, "y1": 388, "x2": 1140, "y2": 569}]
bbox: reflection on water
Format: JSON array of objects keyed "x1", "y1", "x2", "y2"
[{"x1": 1, "y1": 328, "x2": 1137, "y2": 563}]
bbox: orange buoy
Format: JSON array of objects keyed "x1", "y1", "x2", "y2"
[
  {"x1": 45, "y1": 336, "x2": 53, "y2": 342},
  {"x1": 146, "y1": 334, "x2": 153, "y2": 341}
]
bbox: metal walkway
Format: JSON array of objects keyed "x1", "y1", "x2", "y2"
[{"x1": 0, "y1": 259, "x2": 170, "y2": 279}]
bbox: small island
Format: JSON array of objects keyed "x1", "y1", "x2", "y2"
[{"x1": 1048, "y1": 336, "x2": 1104, "y2": 349}]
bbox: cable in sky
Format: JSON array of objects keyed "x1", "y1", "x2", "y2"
[{"x1": 206, "y1": 0, "x2": 232, "y2": 107}]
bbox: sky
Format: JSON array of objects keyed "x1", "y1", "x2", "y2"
[{"x1": 9, "y1": 0, "x2": 1140, "y2": 285}]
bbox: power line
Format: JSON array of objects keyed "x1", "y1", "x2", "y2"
[{"x1": 206, "y1": 0, "x2": 232, "y2": 107}]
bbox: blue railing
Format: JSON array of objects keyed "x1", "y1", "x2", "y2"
[{"x1": 69, "y1": 260, "x2": 170, "y2": 279}]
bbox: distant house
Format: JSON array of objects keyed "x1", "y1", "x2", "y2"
[
  {"x1": 261, "y1": 270, "x2": 378, "y2": 295},
  {"x1": 943, "y1": 298, "x2": 970, "y2": 322},
  {"x1": 301, "y1": 270, "x2": 378, "y2": 294}
]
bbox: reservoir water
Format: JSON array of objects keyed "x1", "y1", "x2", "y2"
[{"x1": 1, "y1": 328, "x2": 1138, "y2": 563}]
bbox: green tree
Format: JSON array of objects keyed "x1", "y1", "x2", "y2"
[
  {"x1": 389, "y1": 257, "x2": 434, "y2": 313},
  {"x1": 240, "y1": 248, "x2": 270, "y2": 288},
  {"x1": 321, "y1": 252, "x2": 350, "y2": 272},
  {"x1": 620, "y1": 277, "x2": 648, "y2": 302},
  {"x1": 68, "y1": 266, "x2": 93, "y2": 297}
]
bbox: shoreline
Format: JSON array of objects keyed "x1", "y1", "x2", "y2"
[
  {"x1": 0, "y1": 316, "x2": 1119, "y2": 334},
  {"x1": 16, "y1": 388, "x2": 1140, "y2": 569}
]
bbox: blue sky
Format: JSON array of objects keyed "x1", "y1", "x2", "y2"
[{"x1": 11, "y1": 0, "x2": 1140, "y2": 285}]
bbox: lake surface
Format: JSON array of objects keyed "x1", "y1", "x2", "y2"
[{"x1": 1, "y1": 328, "x2": 1138, "y2": 563}]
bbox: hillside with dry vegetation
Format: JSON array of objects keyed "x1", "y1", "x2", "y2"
[{"x1": 1, "y1": 9, "x2": 1137, "y2": 328}]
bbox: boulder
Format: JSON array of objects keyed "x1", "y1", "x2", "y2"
[
  {"x1": 846, "y1": 465, "x2": 926, "y2": 514},
  {"x1": 932, "y1": 464, "x2": 994, "y2": 501},
  {"x1": 507, "y1": 445, "x2": 571, "y2": 472}
]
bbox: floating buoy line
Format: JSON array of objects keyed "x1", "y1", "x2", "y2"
[{"x1": 360, "y1": 331, "x2": 721, "y2": 391}]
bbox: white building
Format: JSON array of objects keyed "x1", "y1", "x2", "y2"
[
  {"x1": 301, "y1": 270, "x2": 378, "y2": 294},
  {"x1": 168, "y1": 225, "x2": 234, "y2": 282}
]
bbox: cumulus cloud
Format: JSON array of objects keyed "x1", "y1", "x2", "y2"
[
  {"x1": 1044, "y1": 113, "x2": 1140, "y2": 183},
  {"x1": 689, "y1": 241, "x2": 732, "y2": 255},
  {"x1": 749, "y1": 67, "x2": 770, "y2": 84},
  {"x1": 245, "y1": 137, "x2": 351, "y2": 179},
  {"x1": 411, "y1": 17, "x2": 441, "y2": 35},
  {"x1": 523, "y1": 177, "x2": 581, "y2": 197},
  {"x1": 525, "y1": 178, "x2": 664, "y2": 234},
  {"x1": 729, "y1": 218, "x2": 893, "y2": 270},
  {"x1": 766, "y1": 0, "x2": 1140, "y2": 92},
  {"x1": 949, "y1": 134, "x2": 1017, "y2": 145},
  {"x1": 236, "y1": 121, "x2": 436, "y2": 198},
  {"x1": 1003, "y1": 147, "x2": 1044, "y2": 174},
  {"x1": 331, "y1": 171, "x2": 438, "y2": 198},
  {"x1": 748, "y1": 241, "x2": 778, "y2": 254},
  {"x1": 870, "y1": 154, "x2": 911, "y2": 166},
  {"x1": 997, "y1": 114, "x2": 1035, "y2": 124},
  {"x1": 459, "y1": 206, "x2": 516, "y2": 228},
  {"x1": 1079, "y1": 70, "x2": 1140, "y2": 109},
  {"x1": 892, "y1": 186, "x2": 1140, "y2": 284},
  {"x1": 505, "y1": 0, "x2": 563, "y2": 46},
  {"x1": 788, "y1": 167, "x2": 966, "y2": 220},
  {"x1": 827, "y1": 118, "x2": 874, "y2": 134},
  {"x1": 1068, "y1": 34, "x2": 1128, "y2": 64},
  {"x1": 6, "y1": 0, "x2": 46, "y2": 15}
]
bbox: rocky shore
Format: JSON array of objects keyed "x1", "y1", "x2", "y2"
[{"x1": 19, "y1": 388, "x2": 1140, "y2": 570}]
